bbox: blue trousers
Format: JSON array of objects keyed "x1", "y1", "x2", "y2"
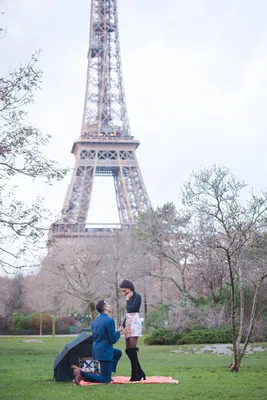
[{"x1": 81, "y1": 348, "x2": 122, "y2": 383}]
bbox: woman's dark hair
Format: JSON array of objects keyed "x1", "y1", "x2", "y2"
[
  {"x1": 96, "y1": 300, "x2": 106, "y2": 313},
  {"x1": 119, "y1": 280, "x2": 135, "y2": 291}
]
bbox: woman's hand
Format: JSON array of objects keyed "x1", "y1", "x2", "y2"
[{"x1": 126, "y1": 291, "x2": 133, "y2": 300}]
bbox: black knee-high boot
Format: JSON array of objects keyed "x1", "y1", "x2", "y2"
[
  {"x1": 125, "y1": 348, "x2": 146, "y2": 381},
  {"x1": 136, "y1": 347, "x2": 146, "y2": 380},
  {"x1": 125, "y1": 348, "x2": 139, "y2": 381}
]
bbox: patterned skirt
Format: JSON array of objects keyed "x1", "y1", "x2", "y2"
[{"x1": 125, "y1": 313, "x2": 142, "y2": 339}]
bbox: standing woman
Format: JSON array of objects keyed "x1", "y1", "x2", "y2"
[{"x1": 119, "y1": 279, "x2": 146, "y2": 381}]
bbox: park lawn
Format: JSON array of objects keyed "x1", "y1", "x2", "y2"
[{"x1": 0, "y1": 337, "x2": 266, "y2": 400}]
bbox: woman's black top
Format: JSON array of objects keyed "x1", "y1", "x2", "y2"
[{"x1": 126, "y1": 291, "x2": 141, "y2": 313}]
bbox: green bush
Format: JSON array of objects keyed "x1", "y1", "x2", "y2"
[
  {"x1": 9, "y1": 312, "x2": 81, "y2": 335},
  {"x1": 144, "y1": 327, "x2": 246, "y2": 345},
  {"x1": 143, "y1": 304, "x2": 170, "y2": 332},
  {"x1": 11, "y1": 312, "x2": 29, "y2": 332},
  {"x1": 179, "y1": 328, "x2": 229, "y2": 344},
  {"x1": 144, "y1": 329, "x2": 182, "y2": 345}
]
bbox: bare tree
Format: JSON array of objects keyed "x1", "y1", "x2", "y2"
[
  {"x1": 137, "y1": 203, "x2": 196, "y2": 301},
  {"x1": 239, "y1": 234, "x2": 267, "y2": 346},
  {"x1": 0, "y1": 50, "x2": 67, "y2": 272},
  {"x1": 24, "y1": 272, "x2": 68, "y2": 335},
  {"x1": 182, "y1": 165, "x2": 267, "y2": 372},
  {"x1": 191, "y1": 231, "x2": 229, "y2": 303},
  {"x1": 4, "y1": 273, "x2": 25, "y2": 316},
  {"x1": 45, "y1": 239, "x2": 108, "y2": 321},
  {"x1": 101, "y1": 230, "x2": 148, "y2": 324},
  {"x1": 0, "y1": 275, "x2": 11, "y2": 315},
  {"x1": 40, "y1": 232, "x2": 149, "y2": 324}
]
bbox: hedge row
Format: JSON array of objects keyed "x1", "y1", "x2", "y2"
[
  {"x1": 144, "y1": 327, "x2": 245, "y2": 345},
  {"x1": 0, "y1": 313, "x2": 81, "y2": 335}
]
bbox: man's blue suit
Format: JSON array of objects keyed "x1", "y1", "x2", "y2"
[{"x1": 81, "y1": 313, "x2": 122, "y2": 383}]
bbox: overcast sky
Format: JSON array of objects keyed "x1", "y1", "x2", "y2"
[{"x1": 1, "y1": 0, "x2": 267, "y2": 225}]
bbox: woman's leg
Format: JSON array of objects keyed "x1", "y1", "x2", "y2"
[
  {"x1": 125, "y1": 337, "x2": 145, "y2": 381},
  {"x1": 125, "y1": 337, "x2": 138, "y2": 348},
  {"x1": 135, "y1": 346, "x2": 146, "y2": 380}
]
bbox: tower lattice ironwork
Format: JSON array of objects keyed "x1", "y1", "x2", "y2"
[{"x1": 52, "y1": 0, "x2": 151, "y2": 237}]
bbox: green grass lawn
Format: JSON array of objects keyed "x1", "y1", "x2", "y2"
[{"x1": 0, "y1": 336, "x2": 266, "y2": 400}]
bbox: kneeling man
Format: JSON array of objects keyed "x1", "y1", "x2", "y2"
[{"x1": 74, "y1": 300, "x2": 122, "y2": 384}]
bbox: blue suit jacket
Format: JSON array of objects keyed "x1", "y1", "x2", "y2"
[{"x1": 91, "y1": 313, "x2": 120, "y2": 361}]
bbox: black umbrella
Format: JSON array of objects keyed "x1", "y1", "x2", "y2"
[{"x1": 54, "y1": 334, "x2": 93, "y2": 382}]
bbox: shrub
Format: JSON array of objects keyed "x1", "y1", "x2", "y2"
[
  {"x1": 179, "y1": 328, "x2": 230, "y2": 344},
  {"x1": 249, "y1": 320, "x2": 267, "y2": 342},
  {"x1": 11, "y1": 312, "x2": 29, "y2": 332},
  {"x1": 27, "y1": 312, "x2": 52, "y2": 332},
  {"x1": 144, "y1": 327, "x2": 246, "y2": 345},
  {"x1": 56, "y1": 316, "x2": 78, "y2": 334},
  {"x1": 74, "y1": 313, "x2": 91, "y2": 326},
  {"x1": 144, "y1": 329, "x2": 182, "y2": 345},
  {"x1": 0, "y1": 316, "x2": 12, "y2": 334},
  {"x1": 143, "y1": 305, "x2": 170, "y2": 332},
  {"x1": 60, "y1": 316, "x2": 77, "y2": 327}
]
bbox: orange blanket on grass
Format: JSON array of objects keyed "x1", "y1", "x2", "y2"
[{"x1": 78, "y1": 376, "x2": 178, "y2": 386}]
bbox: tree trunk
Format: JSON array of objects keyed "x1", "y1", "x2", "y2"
[
  {"x1": 240, "y1": 273, "x2": 267, "y2": 360},
  {"x1": 52, "y1": 296, "x2": 56, "y2": 337},
  {"x1": 39, "y1": 312, "x2": 43, "y2": 336},
  {"x1": 230, "y1": 272, "x2": 267, "y2": 371},
  {"x1": 115, "y1": 290, "x2": 120, "y2": 326},
  {"x1": 159, "y1": 247, "x2": 163, "y2": 304},
  {"x1": 52, "y1": 312, "x2": 56, "y2": 337},
  {"x1": 227, "y1": 255, "x2": 239, "y2": 372},
  {"x1": 144, "y1": 289, "x2": 148, "y2": 315},
  {"x1": 89, "y1": 301, "x2": 96, "y2": 321},
  {"x1": 236, "y1": 267, "x2": 244, "y2": 349},
  {"x1": 230, "y1": 354, "x2": 241, "y2": 372}
]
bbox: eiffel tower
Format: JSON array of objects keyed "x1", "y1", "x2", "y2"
[{"x1": 51, "y1": 0, "x2": 151, "y2": 238}]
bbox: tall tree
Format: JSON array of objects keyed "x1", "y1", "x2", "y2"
[
  {"x1": 45, "y1": 239, "x2": 106, "y2": 320},
  {"x1": 0, "y1": 51, "x2": 67, "y2": 272},
  {"x1": 102, "y1": 230, "x2": 148, "y2": 324},
  {"x1": 182, "y1": 165, "x2": 267, "y2": 372},
  {"x1": 4, "y1": 273, "x2": 25, "y2": 315},
  {"x1": 137, "y1": 203, "x2": 195, "y2": 301}
]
